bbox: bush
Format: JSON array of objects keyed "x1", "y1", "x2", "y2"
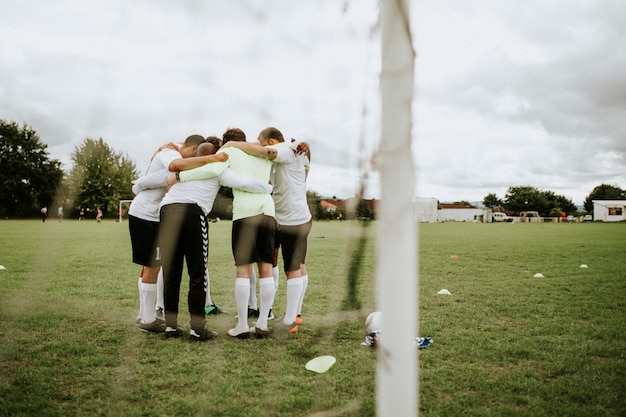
[{"x1": 549, "y1": 207, "x2": 563, "y2": 217}]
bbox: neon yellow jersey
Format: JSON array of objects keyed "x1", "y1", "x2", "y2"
[
  {"x1": 178, "y1": 161, "x2": 228, "y2": 182},
  {"x1": 180, "y1": 146, "x2": 274, "y2": 220}
]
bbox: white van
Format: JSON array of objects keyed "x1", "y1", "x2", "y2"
[{"x1": 492, "y1": 212, "x2": 512, "y2": 222}]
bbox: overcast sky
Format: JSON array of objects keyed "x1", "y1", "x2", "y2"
[{"x1": 1, "y1": 0, "x2": 624, "y2": 205}]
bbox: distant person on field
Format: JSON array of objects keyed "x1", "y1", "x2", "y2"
[
  {"x1": 57, "y1": 206, "x2": 63, "y2": 222},
  {"x1": 96, "y1": 207, "x2": 103, "y2": 222},
  {"x1": 40, "y1": 206, "x2": 48, "y2": 222},
  {"x1": 79, "y1": 208, "x2": 85, "y2": 221}
]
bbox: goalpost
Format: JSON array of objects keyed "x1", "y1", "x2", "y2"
[
  {"x1": 118, "y1": 199, "x2": 133, "y2": 222},
  {"x1": 377, "y1": 0, "x2": 418, "y2": 416}
]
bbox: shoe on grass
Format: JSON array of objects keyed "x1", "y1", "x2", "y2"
[
  {"x1": 138, "y1": 319, "x2": 166, "y2": 333},
  {"x1": 415, "y1": 337, "x2": 433, "y2": 349},
  {"x1": 164, "y1": 326, "x2": 184, "y2": 339},
  {"x1": 236, "y1": 307, "x2": 259, "y2": 319},
  {"x1": 205, "y1": 304, "x2": 229, "y2": 315},
  {"x1": 250, "y1": 326, "x2": 271, "y2": 338},
  {"x1": 189, "y1": 328, "x2": 218, "y2": 341},
  {"x1": 275, "y1": 320, "x2": 299, "y2": 333},
  {"x1": 228, "y1": 325, "x2": 251, "y2": 339}
]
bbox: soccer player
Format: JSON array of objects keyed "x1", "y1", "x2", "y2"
[
  {"x1": 159, "y1": 141, "x2": 273, "y2": 341},
  {"x1": 222, "y1": 127, "x2": 311, "y2": 332},
  {"x1": 175, "y1": 128, "x2": 277, "y2": 338},
  {"x1": 128, "y1": 134, "x2": 224, "y2": 332}
]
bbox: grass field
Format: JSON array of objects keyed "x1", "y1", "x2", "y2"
[{"x1": 0, "y1": 219, "x2": 624, "y2": 416}]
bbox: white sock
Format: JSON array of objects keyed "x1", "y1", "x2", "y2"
[
  {"x1": 156, "y1": 268, "x2": 164, "y2": 310},
  {"x1": 235, "y1": 278, "x2": 250, "y2": 329},
  {"x1": 297, "y1": 274, "x2": 308, "y2": 316},
  {"x1": 284, "y1": 277, "x2": 303, "y2": 325},
  {"x1": 248, "y1": 269, "x2": 258, "y2": 310},
  {"x1": 256, "y1": 278, "x2": 276, "y2": 330},
  {"x1": 205, "y1": 270, "x2": 213, "y2": 307},
  {"x1": 140, "y1": 283, "x2": 157, "y2": 323},
  {"x1": 137, "y1": 278, "x2": 143, "y2": 321},
  {"x1": 272, "y1": 266, "x2": 279, "y2": 290}
]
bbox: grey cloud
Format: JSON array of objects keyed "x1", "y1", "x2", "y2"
[{"x1": 2, "y1": 0, "x2": 623, "y2": 204}]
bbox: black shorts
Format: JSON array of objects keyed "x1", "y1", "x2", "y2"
[
  {"x1": 279, "y1": 220, "x2": 312, "y2": 272},
  {"x1": 274, "y1": 224, "x2": 281, "y2": 250},
  {"x1": 129, "y1": 215, "x2": 161, "y2": 267},
  {"x1": 232, "y1": 214, "x2": 276, "y2": 266}
]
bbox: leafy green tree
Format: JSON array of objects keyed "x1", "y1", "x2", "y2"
[
  {"x1": 0, "y1": 120, "x2": 64, "y2": 217},
  {"x1": 551, "y1": 193, "x2": 577, "y2": 216},
  {"x1": 67, "y1": 138, "x2": 137, "y2": 217},
  {"x1": 503, "y1": 186, "x2": 576, "y2": 217},
  {"x1": 483, "y1": 193, "x2": 503, "y2": 209},
  {"x1": 503, "y1": 186, "x2": 546, "y2": 215},
  {"x1": 583, "y1": 184, "x2": 626, "y2": 213}
]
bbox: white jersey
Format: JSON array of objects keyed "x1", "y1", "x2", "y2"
[
  {"x1": 159, "y1": 177, "x2": 221, "y2": 216},
  {"x1": 270, "y1": 142, "x2": 312, "y2": 226},
  {"x1": 159, "y1": 169, "x2": 273, "y2": 216},
  {"x1": 128, "y1": 148, "x2": 181, "y2": 222}
]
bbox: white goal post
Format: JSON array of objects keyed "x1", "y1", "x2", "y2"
[
  {"x1": 378, "y1": 1, "x2": 418, "y2": 416},
  {"x1": 118, "y1": 199, "x2": 133, "y2": 222}
]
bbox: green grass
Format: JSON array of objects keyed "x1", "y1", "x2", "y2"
[{"x1": 0, "y1": 219, "x2": 624, "y2": 416}]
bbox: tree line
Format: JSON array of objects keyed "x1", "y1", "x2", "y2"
[
  {"x1": 1, "y1": 120, "x2": 136, "y2": 219},
  {"x1": 1, "y1": 119, "x2": 624, "y2": 219},
  {"x1": 482, "y1": 184, "x2": 626, "y2": 217},
  {"x1": 0, "y1": 120, "x2": 346, "y2": 220}
]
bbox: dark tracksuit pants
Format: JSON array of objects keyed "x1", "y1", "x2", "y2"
[{"x1": 159, "y1": 203, "x2": 208, "y2": 332}]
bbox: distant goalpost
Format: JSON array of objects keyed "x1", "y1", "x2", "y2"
[{"x1": 118, "y1": 199, "x2": 133, "y2": 222}]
